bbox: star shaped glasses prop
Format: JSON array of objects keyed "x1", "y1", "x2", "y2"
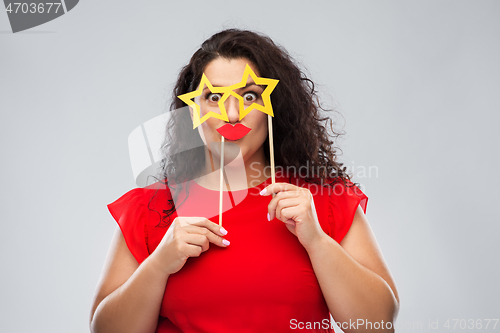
[
  {"x1": 226, "y1": 64, "x2": 279, "y2": 120},
  {"x1": 177, "y1": 74, "x2": 230, "y2": 129},
  {"x1": 177, "y1": 64, "x2": 279, "y2": 129}
]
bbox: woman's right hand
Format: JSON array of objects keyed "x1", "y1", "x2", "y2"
[{"x1": 149, "y1": 217, "x2": 229, "y2": 276}]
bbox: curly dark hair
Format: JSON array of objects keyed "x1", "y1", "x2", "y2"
[{"x1": 155, "y1": 29, "x2": 353, "y2": 225}]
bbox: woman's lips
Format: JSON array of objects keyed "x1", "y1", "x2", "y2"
[{"x1": 216, "y1": 124, "x2": 251, "y2": 141}]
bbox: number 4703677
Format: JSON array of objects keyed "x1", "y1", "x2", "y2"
[
  {"x1": 443, "y1": 319, "x2": 498, "y2": 330},
  {"x1": 5, "y1": 3, "x2": 62, "y2": 14}
]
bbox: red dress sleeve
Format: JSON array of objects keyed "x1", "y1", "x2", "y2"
[
  {"x1": 107, "y1": 188, "x2": 150, "y2": 264},
  {"x1": 327, "y1": 181, "x2": 368, "y2": 243}
]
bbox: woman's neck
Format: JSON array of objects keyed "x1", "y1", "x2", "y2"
[{"x1": 195, "y1": 145, "x2": 270, "y2": 191}]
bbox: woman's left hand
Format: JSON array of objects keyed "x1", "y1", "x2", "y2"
[{"x1": 260, "y1": 182, "x2": 326, "y2": 250}]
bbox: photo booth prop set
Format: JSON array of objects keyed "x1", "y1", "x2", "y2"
[{"x1": 178, "y1": 64, "x2": 279, "y2": 226}]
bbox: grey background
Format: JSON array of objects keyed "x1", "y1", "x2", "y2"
[{"x1": 1, "y1": 1, "x2": 499, "y2": 332}]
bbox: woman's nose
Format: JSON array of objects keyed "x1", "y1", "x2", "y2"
[{"x1": 225, "y1": 95, "x2": 240, "y2": 124}]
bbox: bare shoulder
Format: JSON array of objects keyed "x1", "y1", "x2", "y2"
[
  {"x1": 340, "y1": 206, "x2": 400, "y2": 304},
  {"x1": 89, "y1": 227, "x2": 140, "y2": 324}
]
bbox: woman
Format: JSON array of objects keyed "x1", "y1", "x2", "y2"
[{"x1": 90, "y1": 29, "x2": 399, "y2": 333}]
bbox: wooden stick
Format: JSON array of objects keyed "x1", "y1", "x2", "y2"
[
  {"x1": 222, "y1": 168, "x2": 236, "y2": 208},
  {"x1": 208, "y1": 144, "x2": 215, "y2": 173},
  {"x1": 219, "y1": 136, "x2": 224, "y2": 226},
  {"x1": 268, "y1": 115, "x2": 275, "y2": 193}
]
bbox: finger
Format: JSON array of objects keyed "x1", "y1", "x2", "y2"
[
  {"x1": 267, "y1": 191, "x2": 300, "y2": 220},
  {"x1": 184, "y1": 243, "x2": 203, "y2": 258},
  {"x1": 281, "y1": 206, "x2": 301, "y2": 225},
  {"x1": 183, "y1": 233, "x2": 210, "y2": 252},
  {"x1": 176, "y1": 216, "x2": 209, "y2": 227},
  {"x1": 178, "y1": 217, "x2": 228, "y2": 237},
  {"x1": 275, "y1": 198, "x2": 301, "y2": 221},
  {"x1": 260, "y1": 183, "x2": 299, "y2": 196},
  {"x1": 182, "y1": 225, "x2": 230, "y2": 248}
]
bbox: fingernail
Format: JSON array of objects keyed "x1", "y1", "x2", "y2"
[
  {"x1": 267, "y1": 213, "x2": 270, "y2": 221},
  {"x1": 260, "y1": 188, "x2": 267, "y2": 196},
  {"x1": 223, "y1": 239, "x2": 230, "y2": 246},
  {"x1": 220, "y1": 227, "x2": 228, "y2": 235}
]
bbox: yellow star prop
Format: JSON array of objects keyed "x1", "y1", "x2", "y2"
[
  {"x1": 227, "y1": 64, "x2": 279, "y2": 120},
  {"x1": 177, "y1": 64, "x2": 279, "y2": 128},
  {"x1": 177, "y1": 74, "x2": 230, "y2": 129}
]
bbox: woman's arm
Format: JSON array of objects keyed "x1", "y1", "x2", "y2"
[
  {"x1": 262, "y1": 184, "x2": 399, "y2": 333},
  {"x1": 306, "y1": 206, "x2": 399, "y2": 332},
  {"x1": 90, "y1": 217, "x2": 229, "y2": 333},
  {"x1": 89, "y1": 228, "x2": 170, "y2": 333}
]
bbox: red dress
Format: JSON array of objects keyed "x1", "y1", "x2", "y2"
[{"x1": 108, "y1": 174, "x2": 367, "y2": 332}]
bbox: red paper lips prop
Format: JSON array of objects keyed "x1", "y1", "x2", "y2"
[{"x1": 216, "y1": 124, "x2": 251, "y2": 141}]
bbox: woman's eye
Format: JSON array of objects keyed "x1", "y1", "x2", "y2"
[
  {"x1": 243, "y1": 92, "x2": 258, "y2": 103},
  {"x1": 207, "y1": 93, "x2": 222, "y2": 102}
]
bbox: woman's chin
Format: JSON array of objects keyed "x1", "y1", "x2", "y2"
[{"x1": 223, "y1": 142, "x2": 245, "y2": 166}]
